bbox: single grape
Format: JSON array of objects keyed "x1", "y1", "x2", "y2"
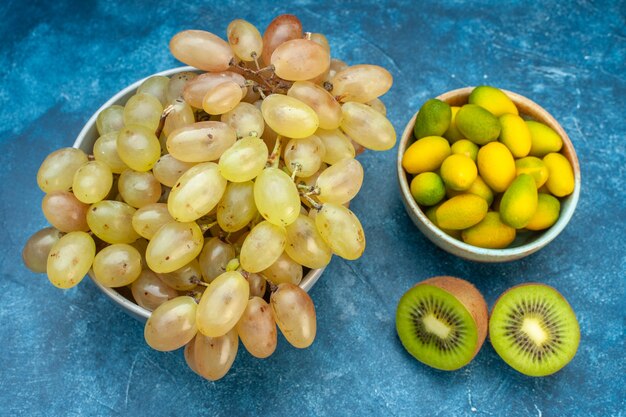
[
  {"x1": 270, "y1": 283, "x2": 316, "y2": 348},
  {"x1": 167, "y1": 162, "x2": 227, "y2": 222},
  {"x1": 284, "y1": 214, "x2": 332, "y2": 269},
  {"x1": 240, "y1": 221, "x2": 286, "y2": 273},
  {"x1": 366, "y1": 97, "x2": 387, "y2": 115},
  {"x1": 196, "y1": 271, "x2": 249, "y2": 337},
  {"x1": 287, "y1": 81, "x2": 342, "y2": 130},
  {"x1": 284, "y1": 135, "x2": 325, "y2": 178},
  {"x1": 152, "y1": 154, "x2": 195, "y2": 188},
  {"x1": 227, "y1": 19, "x2": 263, "y2": 62},
  {"x1": 316, "y1": 158, "x2": 363, "y2": 204},
  {"x1": 118, "y1": 169, "x2": 161, "y2": 208},
  {"x1": 170, "y1": 30, "x2": 234, "y2": 72},
  {"x1": 137, "y1": 75, "x2": 169, "y2": 106},
  {"x1": 93, "y1": 131, "x2": 129, "y2": 174},
  {"x1": 96, "y1": 105, "x2": 125, "y2": 135},
  {"x1": 308, "y1": 33, "x2": 330, "y2": 54},
  {"x1": 220, "y1": 102, "x2": 265, "y2": 139},
  {"x1": 130, "y1": 269, "x2": 179, "y2": 311},
  {"x1": 261, "y1": 94, "x2": 319, "y2": 139},
  {"x1": 22, "y1": 227, "x2": 63, "y2": 273},
  {"x1": 261, "y1": 251, "x2": 303, "y2": 286},
  {"x1": 315, "y1": 203, "x2": 365, "y2": 260},
  {"x1": 340, "y1": 102, "x2": 396, "y2": 151},
  {"x1": 37, "y1": 147, "x2": 88, "y2": 193},
  {"x1": 87, "y1": 200, "x2": 140, "y2": 244},
  {"x1": 131, "y1": 203, "x2": 174, "y2": 239},
  {"x1": 146, "y1": 221, "x2": 203, "y2": 274},
  {"x1": 165, "y1": 71, "x2": 198, "y2": 104},
  {"x1": 116, "y1": 124, "x2": 161, "y2": 172},
  {"x1": 332, "y1": 64, "x2": 393, "y2": 103},
  {"x1": 254, "y1": 167, "x2": 300, "y2": 227},
  {"x1": 162, "y1": 99, "x2": 195, "y2": 138},
  {"x1": 217, "y1": 181, "x2": 257, "y2": 233},
  {"x1": 198, "y1": 237, "x2": 236, "y2": 283},
  {"x1": 193, "y1": 329, "x2": 238, "y2": 381},
  {"x1": 236, "y1": 296, "x2": 277, "y2": 358},
  {"x1": 46, "y1": 231, "x2": 95, "y2": 289},
  {"x1": 157, "y1": 259, "x2": 202, "y2": 291},
  {"x1": 182, "y1": 71, "x2": 246, "y2": 109},
  {"x1": 315, "y1": 128, "x2": 355, "y2": 165},
  {"x1": 202, "y1": 80, "x2": 245, "y2": 115},
  {"x1": 130, "y1": 238, "x2": 149, "y2": 270},
  {"x1": 166, "y1": 121, "x2": 237, "y2": 163},
  {"x1": 184, "y1": 336, "x2": 200, "y2": 375},
  {"x1": 218, "y1": 136, "x2": 268, "y2": 182},
  {"x1": 42, "y1": 191, "x2": 90, "y2": 233},
  {"x1": 72, "y1": 160, "x2": 113, "y2": 204},
  {"x1": 261, "y1": 14, "x2": 302, "y2": 65},
  {"x1": 243, "y1": 271, "x2": 266, "y2": 298},
  {"x1": 123, "y1": 93, "x2": 163, "y2": 131},
  {"x1": 327, "y1": 58, "x2": 348, "y2": 81},
  {"x1": 271, "y1": 39, "x2": 330, "y2": 81},
  {"x1": 92, "y1": 243, "x2": 142, "y2": 287},
  {"x1": 144, "y1": 296, "x2": 197, "y2": 351}
]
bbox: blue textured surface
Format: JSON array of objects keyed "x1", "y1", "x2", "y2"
[{"x1": 1, "y1": 0, "x2": 625, "y2": 416}]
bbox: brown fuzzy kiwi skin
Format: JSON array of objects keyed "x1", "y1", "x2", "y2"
[{"x1": 420, "y1": 276, "x2": 489, "y2": 359}]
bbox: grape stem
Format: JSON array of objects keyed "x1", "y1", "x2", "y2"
[
  {"x1": 290, "y1": 163, "x2": 302, "y2": 181},
  {"x1": 300, "y1": 193, "x2": 323, "y2": 210},
  {"x1": 230, "y1": 58, "x2": 292, "y2": 95},
  {"x1": 198, "y1": 221, "x2": 218, "y2": 234},
  {"x1": 155, "y1": 103, "x2": 176, "y2": 138},
  {"x1": 297, "y1": 184, "x2": 320, "y2": 195},
  {"x1": 267, "y1": 136, "x2": 283, "y2": 168}
]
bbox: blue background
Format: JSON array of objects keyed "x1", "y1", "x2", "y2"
[{"x1": 1, "y1": 0, "x2": 624, "y2": 416}]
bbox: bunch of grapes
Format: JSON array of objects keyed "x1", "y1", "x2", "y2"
[{"x1": 22, "y1": 14, "x2": 396, "y2": 380}]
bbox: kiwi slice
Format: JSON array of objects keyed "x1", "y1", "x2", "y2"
[
  {"x1": 396, "y1": 276, "x2": 488, "y2": 370},
  {"x1": 489, "y1": 283, "x2": 580, "y2": 377}
]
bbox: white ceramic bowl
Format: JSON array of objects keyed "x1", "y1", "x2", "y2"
[
  {"x1": 74, "y1": 66, "x2": 324, "y2": 321},
  {"x1": 397, "y1": 87, "x2": 581, "y2": 262}
]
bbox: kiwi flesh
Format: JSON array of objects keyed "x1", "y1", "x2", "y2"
[
  {"x1": 489, "y1": 283, "x2": 580, "y2": 377},
  {"x1": 396, "y1": 276, "x2": 488, "y2": 370}
]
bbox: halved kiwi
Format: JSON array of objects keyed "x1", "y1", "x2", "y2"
[
  {"x1": 395, "y1": 276, "x2": 488, "y2": 370},
  {"x1": 489, "y1": 283, "x2": 580, "y2": 377}
]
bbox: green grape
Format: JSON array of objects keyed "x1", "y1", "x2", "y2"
[
  {"x1": 130, "y1": 238, "x2": 149, "y2": 270},
  {"x1": 144, "y1": 296, "x2": 197, "y2": 351},
  {"x1": 182, "y1": 72, "x2": 246, "y2": 109},
  {"x1": 92, "y1": 243, "x2": 142, "y2": 287},
  {"x1": 118, "y1": 170, "x2": 162, "y2": 208},
  {"x1": 270, "y1": 283, "x2": 316, "y2": 348},
  {"x1": 240, "y1": 221, "x2": 286, "y2": 273},
  {"x1": 131, "y1": 269, "x2": 179, "y2": 311},
  {"x1": 366, "y1": 97, "x2": 386, "y2": 115},
  {"x1": 331, "y1": 64, "x2": 393, "y2": 103},
  {"x1": 157, "y1": 259, "x2": 201, "y2": 291},
  {"x1": 271, "y1": 39, "x2": 329, "y2": 81},
  {"x1": 72, "y1": 160, "x2": 113, "y2": 204},
  {"x1": 37, "y1": 147, "x2": 88, "y2": 193},
  {"x1": 253, "y1": 168, "x2": 300, "y2": 227},
  {"x1": 22, "y1": 227, "x2": 63, "y2": 273},
  {"x1": 284, "y1": 214, "x2": 332, "y2": 269},
  {"x1": 261, "y1": 94, "x2": 319, "y2": 139},
  {"x1": 123, "y1": 93, "x2": 164, "y2": 131},
  {"x1": 86, "y1": 200, "x2": 140, "y2": 244},
  {"x1": 131, "y1": 203, "x2": 174, "y2": 239},
  {"x1": 316, "y1": 158, "x2": 363, "y2": 204},
  {"x1": 198, "y1": 237, "x2": 235, "y2": 283},
  {"x1": 315, "y1": 203, "x2": 365, "y2": 260},
  {"x1": 42, "y1": 191, "x2": 90, "y2": 233},
  {"x1": 227, "y1": 19, "x2": 263, "y2": 62},
  {"x1": 308, "y1": 33, "x2": 330, "y2": 53},
  {"x1": 93, "y1": 131, "x2": 129, "y2": 174},
  {"x1": 261, "y1": 14, "x2": 303, "y2": 65},
  {"x1": 96, "y1": 105, "x2": 125, "y2": 135},
  {"x1": 220, "y1": 102, "x2": 265, "y2": 139},
  {"x1": 46, "y1": 231, "x2": 95, "y2": 289},
  {"x1": 197, "y1": 271, "x2": 249, "y2": 337},
  {"x1": 284, "y1": 135, "x2": 325, "y2": 178},
  {"x1": 315, "y1": 128, "x2": 355, "y2": 165},
  {"x1": 236, "y1": 297, "x2": 277, "y2": 358},
  {"x1": 152, "y1": 154, "x2": 195, "y2": 188},
  {"x1": 165, "y1": 71, "x2": 198, "y2": 104},
  {"x1": 116, "y1": 125, "x2": 161, "y2": 172},
  {"x1": 327, "y1": 58, "x2": 348, "y2": 81},
  {"x1": 218, "y1": 136, "x2": 268, "y2": 183},
  {"x1": 166, "y1": 121, "x2": 237, "y2": 163},
  {"x1": 217, "y1": 181, "x2": 257, "y2": 232},
  {"x1": 137, "y1": 75, "x2": 170, "y2": 106},
  {"x1": 193, "y1": 329, "x2": 238, "y2": 381},
  {"x1": 167, "y1": 162, "x2": 227, "y2": 222},
  {"x1": 146, "y1": 221, "x2": 203, "y2": 273},
  {"x1": 287, "y1": 81, "x2": 342, "y2": 130},
  {"x1": 340, "y1": 102, "x2": 396, "y2": 151},
  {"x1": 202, "y1": 80, "x2": 245, "y2": 115},
  {"x1": 243, "y1": 271, "x2": 266, "y2": 298},
  {"x1": 261, "y1": 251, "x2": 302, "y2": 285},
  {"x1": 170, "y1": 30, "x2": 234, "y2": 72},
  {"x1": 162, "y1": 99, "x2": 195, "y2": 138}
]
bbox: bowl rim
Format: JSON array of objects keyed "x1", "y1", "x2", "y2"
[
  {"x1": 74, "y1": 65, "x2": 324, "y2": 321},
  {"x1": 396, "y1": 86, "x2": 581, "y2": 262}
]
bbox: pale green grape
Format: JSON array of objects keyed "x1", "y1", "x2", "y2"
[
  {"x1": 146, "y1": 221, "x2": 203, "y2": 273},
  {"x1": 261, "y1": 251, "x2": 302, "y2": 285},
  {"x1": 202, "y1": 80, "x2": 245, "y2": 115},
  {"x1": 87, "y1": 200, "x2": 140, "y2": 244},
  {"x1": 152, "y1": 154, "x2": 195, "y2": 188},
  {"x1": 137, "y1": 75, "x2": 170, "y2": 106},
  {"x1": 144, "y1": 296, "x2": 197, "y2": 351},
  {"x1": 243, "y1": 271, "x2": 266, "y2": 298},
  {"x1": 196, "y1": 271, "x2": 249, "y2": 337},
  {"x1": 118, "y1": 170, "x2": 162, "y2": 208},
  {"x1": 166, "y1": 121, "x2": 237, "y2": 163},
  {"x1": 72, "y1": 160, "x2": 113, "y2": 204},
  {"x1": 123, "y1": 93, "x2": 163, "y2": 130},
  {"x1": 157, "y1": 259, "x2": 201, "y2": 291},
  {"x1": 236, "y1": 297, "x2": 277, "y2": 358},
  {"x1": 261, "y1": 94, "x2": 319, "y2": 139},
  {"x1": 271, "y1": 39, "x2": 329, "y2": 81},
  {"x1": 162, "y1": 99, "x2": 195, "y2": 138},
  {"x1": 166, "y1": 71, "x2": 198, "y2": 104},
  {"x1": 284, "y1": 214, "x2": 332, "y2": 269},
  {"x1": 308, "y1": 33, "x2": 330, "y2": 53},
  {"x1": 42, "y1": 191, "x2": 90, "y2": 232},
  {"x1": 22, "y1": 227, "x2": 63, "y2": 273},
  {"x1": 96, "y1": 105, "x2": 125, "y2": 135},
  {"x1": 221, "y1": 102, "x2": 265, "y2": 139},
  {"x1": 240, "y1": 221, "x2": 286, "y2": 273},
  {"x1": 130, "y1": 238, "x2": 149, "y2": 269},
  {"x1": 316, "y1": 158, "x2": 363, "y2": 204},
  {"x1": 270, "y1": 283, "x2": 316, "y2": 348},
  {"x1": 183, "y1": 71, "x2": 246, "y2": 109},
  {"x1": 340, "y1": 102, "x2": 396, "y2": 151},
  {"x1": 37, "y1": 147, "x2": 88, "y2": 193},
  {"x1": 131, "y1": 269, "x2": 179, "y2": 311},
  {"x1": 170, "y1": 30, "x2": 234, "y2": 72},
  {"x1": 167, "y1": 162, "x2": 227, "y2": 222},
  {"x1": 117, "y1": 125, "x2": 161, "y2": 172},
  {"x1": 287, "y1": 81, "x2": 342, "y2": 130},
  {"x1": 284, "y1": 135, "x2": 325, "y2": 178},
  {"x1": 92, "y1": 243, "x2": 142, "y2": 287},
  {"x1": 366, "y1": 98, "x2": 386, "y2": 115},
  {"x1": 253, "y1": 168, "x2": 300, "y2": 227},
  {"x1": 217, "y1": 181, "x2": 257, "y2": 232},
  {"x1": 227, "y1": 19, "x2": 263, "y2": 61},
  {"x1": 46, "y1": 231, "x2": 95, "y2": 289},
  {"x1": 332, "y1": 64, "x2": 393, "y2": 103},
  {"x1": 198, "y1": 237, "x2": 236, "y2": 283},
  {"x1": 218, "y1": 136, "x2": 268, "y2": 183},
  {"x1": 131, "y1": 203, "x2": 174, "y2": 239},
  {"x1": 315, "y1": 203, "x2": 365, "y2": 260},
  {"x1": 315, "y1": 128, "x2": 355, "y2": 165},
  {"x1": 93, "y1": 131, "x2": 129, "y2": 174},
  {"x1": 193, "y1": 329, "x2": 238, "y2": 381}
]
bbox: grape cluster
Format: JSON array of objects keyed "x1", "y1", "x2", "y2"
[{"x1": 22, "y1": 14, "x2": 396, "y2": 380}]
